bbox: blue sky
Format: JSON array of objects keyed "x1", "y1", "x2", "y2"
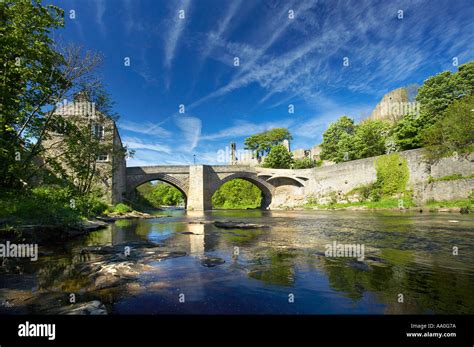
[{"x1": 49, "y1": 0, "x2": 474, "y2": 166}]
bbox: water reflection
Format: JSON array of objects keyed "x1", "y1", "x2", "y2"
[{"x1": 1, "y1": 210, "x2": 473, "y2": 314}]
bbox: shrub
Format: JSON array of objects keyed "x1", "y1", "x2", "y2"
[
  {"x1": 293, "y1": 157, "x2": 319, "y2": 169},
  {"x1": 76, "y1": 193, "x2": 109, "y2": 218},
  {"x1": 113, "y1": 203, "x2": 132, "y2": 214},
  {"x1": 373, "y1": 153, "x2": 409, "y2": 197}
]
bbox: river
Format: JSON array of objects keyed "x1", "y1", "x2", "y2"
[{"x1": 1, "y1": 210, "x2": 473, "y2": 314}]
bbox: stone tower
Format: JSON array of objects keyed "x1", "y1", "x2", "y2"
[{"x1": 368, "y1": 88, "x2": 410, "y2": 123}]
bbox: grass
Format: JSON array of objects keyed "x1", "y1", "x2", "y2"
[
  {"x1": 0, "y1": 187, "x2": 108, "y2": 227},
  {"x1": 428, "y1": 173, "x2": 474, "y2": 183},
  {"x1": 424, "y1": 199, "x2": 473, "y2": 209},
  {"x1": 303, "y1": 196, "x2": 473, "y2": 211},
  {"x1": 303, "y1": 197, "x2": 415, "y2": 210}
]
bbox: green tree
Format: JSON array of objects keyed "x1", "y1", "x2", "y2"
[
  {"x1": 0, "y1": 1, "x2": 103, "y2": 189},
  {"x1": 150, "y1": 183, "x2": 184, "y2": 206},
  {"x1": 263, "y1": 144, "x2": 294, "y2": 169},
  {"x1": 293, "y1": 157, "x2": 320, "y2": 169},
  {"x1": 212, "y1": 179, "x2": 262, "y2": 209},
  {"x1": 0, "y1": 0, "x2": 65, "y2": 187},
  {"x1": 320, "y1": 116, "x2": 355, "y2": 162},
  {"x1": 392, "y1": 113, "x2": 424, "y2": 150},
  {"x1": 391, "y1": 61, "x2": 473, "y2": 152},
  {"x1": 244, "y1": 128, "x2": 292, "y2": 158},
  {"x1": 416, "y1": 61, "x2": 474, "y2": 125},
  {"x1": 352, "y1": 119, "x2": 391, "y2": 159},
  {"x1": 422, "y1": 95, "x2": 474, "y2": 162}
]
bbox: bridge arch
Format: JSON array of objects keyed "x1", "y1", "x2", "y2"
[
  {"x1": 126, "y1": 173, "x2": 189, "y2": 205},
  {"x1": 210, "y1": 172, "x2": 275, "y2": 209}
]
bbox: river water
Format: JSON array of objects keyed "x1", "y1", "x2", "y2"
[{"x1": 1, "y1": 210, "x2": 473, "y2": 314}]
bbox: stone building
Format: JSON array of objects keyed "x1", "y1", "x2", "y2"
[
  {"x1": 368, "y1": 87, "x2": 418, "y2": 123},
  {"x1": 292, "y1": 145, "x2": 322, "y2": 161},
  {"x1": 42, "y1": 92, "x2": 126, "y2": 204}
]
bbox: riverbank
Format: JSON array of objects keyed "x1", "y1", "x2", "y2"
[
  {"x1": 0, "y1": 213, "x2": 159, "y2": 243},
  {"x1": 296, "y1": 197, "x2": 472, "y2": 213}
]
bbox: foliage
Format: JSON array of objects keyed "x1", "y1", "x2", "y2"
[
  {"x1": 352, "y1": 120, "x2": 391, "y2": 159},
  {"x1": 0, "y1": 186, "x2": 108, "y2": 226},
  {"x1": 428, "y1": 173, "x2": 474, "y2": 183},
  {"x1": 373, "y1": 153, "x2": 409, "y2": 197},
  {"x1": 320, "y1": 117, "x2": 390, "y2": 162},
  {"x1": 422, "y1": 95, "x2": 474, "y2": 162},
  {"x1": 0, "y1": 0, "x2": 65, "y2": 188},
  {"x1": 320, "y1": 116, "x2": 355, "y2": 162},
  {"x1": 151, "y1": 184, "x2": 184, "y2": 206},
  {"x1": 0, "y1": 1, "x2": 104, "y2": 188},
  {"x1": 293, "y1": 157, "x2": 321, "y2": 169},
  {"x1": 303, "y1": 197, "x2": 415, "y2": 210},
  {"x1": 263, "y1": 144, "x2": 294, "y2": 169},
  {"x1": 416, "y1": 61, "x2": 474, "y2": 124},
  {"x1": 112, "y1": 203, "x2": 132, "y2": 214},
  {"x1": 244, "y1": 128, "x2": 292, "y2": 158},
  {"x1": 212, "y1": 179, "x2": 262, "y2": 209},
  {"x1": 135, "y1": 182, "x2": 184, "y2": 208},
  {"x1": 425, "y1": 199, "x2": 473, "y2": 210},
  {"x1": 392, "y1": 113, "x2": 424, "y2": 150},
  {"x1": 347, "y1": 184, "x2": 373, "y2": 202}
]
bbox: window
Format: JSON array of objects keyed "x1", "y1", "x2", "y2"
[
  {"x1": 97, "y1": 154, "x2": 109, "y2": 162},
  {"x1": 92, "y1": 123, "x2": 105, "y2": 140}
]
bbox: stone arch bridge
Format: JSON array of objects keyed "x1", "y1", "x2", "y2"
[{"x1": 125, "y1": 165, "x2": 311, "y2": 210}]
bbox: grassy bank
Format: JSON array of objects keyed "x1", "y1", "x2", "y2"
[
  {"x1": 301, "y1": 197, "x2": 473, "y2": 212},
  {"x1": 0, "y1": 187, "x2": 142, "y2": 230},
  {"x1": 302, "y1": 197, "x2": 415, "y2": 210}
]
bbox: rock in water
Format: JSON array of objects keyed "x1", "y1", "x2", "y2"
[
  {"x1": 214, "y1": 221, "x2": 268, "y2": 229},
  {"x1": 50, "y1": 300, "x2": 107, "y2": 315},
  {"x1": 201, "y1": 256, "x2": 225, "y2": 267}
]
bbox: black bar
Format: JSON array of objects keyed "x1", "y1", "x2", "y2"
[{"x1": 0, "y1": 315, "x2": 473, "y2": 346}]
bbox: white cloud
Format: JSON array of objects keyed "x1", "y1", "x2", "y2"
[
  {"x1": 123, "y1": 136, "x2": 172, "y2": 154},
  {"x1": 119, "y1": 120, "x2": 171, "y2": 137},
  {"x1": 175, "y1": 116, "x2": 202, "y2": 152},
  {"x1": 164, "y1": 0, "x2": 192, "y2": 68},
  {"x1": 95, "y1": 0, "x2": 106, "y2": 37}
]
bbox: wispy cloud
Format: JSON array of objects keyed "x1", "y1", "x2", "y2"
[
  {"x1": 119, "y1": 120, "x2": 171, "y2": 137},
  {"x1": 95, "y1": 0, "x2": 106, "y2": 37},
  {"x1": 123, "y1": 136, "x2": 172, "y2": 154},
  {"x1": 175, "y1": 116, "x2": 202, "y2": 152},
  {"x1": 164, "y1": 0, "x2": 192, "y2": 68},
  {"x1": 200, "y1": 0, "x2": 242, "y2": 61}
]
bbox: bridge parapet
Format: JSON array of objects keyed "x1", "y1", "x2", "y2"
[{"x1": 127, "y1": 165, "x2": 190, "y2": 175}]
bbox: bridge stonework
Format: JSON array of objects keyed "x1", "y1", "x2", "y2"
[
  {"x1": 119, "y1": 149, "x2": 474, "y2": 210},
  {"x1": 122, "y1": 164, "x2": 309, "y2": 210}
]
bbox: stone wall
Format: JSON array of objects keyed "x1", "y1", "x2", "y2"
[
  {"x1": 420, "y1": 179, "x2": 474, "y2": 203},
  {"x1": 276, "y1": 149, "x2": 474, "y2": 207}
]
